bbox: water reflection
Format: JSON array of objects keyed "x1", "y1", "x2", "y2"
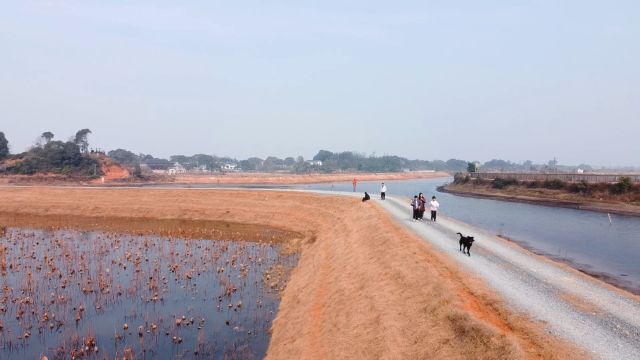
[{"x1": 0, "y1": 228, "x2": 297, "y2": 359}]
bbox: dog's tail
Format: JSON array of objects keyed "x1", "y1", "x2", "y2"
[{"x1": 456, "y1": 232, "x2": 463, "y2": 236}]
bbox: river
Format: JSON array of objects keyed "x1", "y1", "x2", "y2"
[{"x1": 298, "y1": 178, "x2": 640, "y2": 294}]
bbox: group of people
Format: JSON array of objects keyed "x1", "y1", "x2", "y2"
[
  {"x1": 411, "y1": 193, "x2": 439, "y2": 222},
  {"x1": 360, "y1": 182, "x2": 440, "y2": 222}
]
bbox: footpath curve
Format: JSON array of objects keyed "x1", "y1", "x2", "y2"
[{"x1": 368, "y1": 193, "x2": 640, "y2": 360}]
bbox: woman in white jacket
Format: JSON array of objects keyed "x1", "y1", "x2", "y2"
[
  {"x1": 429, "y1": 196, "x2": 440, "y2": 221},
  {"x1": 380, "y1": 182, "x2": 387, "y2": 200}
]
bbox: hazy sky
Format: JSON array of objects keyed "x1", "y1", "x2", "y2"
[{"x1": 1, "y1": 1, "x2": 638, "y2": 165}]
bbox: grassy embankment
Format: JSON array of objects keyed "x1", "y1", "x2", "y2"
[{"x1": 0, "y1": 187, "x2": 583, "y2": 359}]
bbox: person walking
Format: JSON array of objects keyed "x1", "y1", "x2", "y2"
[
  {"x1": 429, "y1": 196, "x2": 440, "y2": 221},
  {"x1": 411, "y1": 195, "x2": 420, "y2": 221},
  {"x1": 380, "y1": 182, "x2": 387, "y2": 200},
  {"x1": 418, "y1": 193, "x2": 426, "y2": 220},
  {"x1": 352, "y1": 178, "x2": 358, "y2": 192}
]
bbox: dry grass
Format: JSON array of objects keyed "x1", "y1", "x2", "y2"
[
  {"x1": 0, "y1": 187, "x2": 584, "y2": 359},
  {"x1": 141, "y1": 171, "x2": 450, "y2": 185}
]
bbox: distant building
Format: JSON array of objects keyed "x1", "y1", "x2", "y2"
[
  {"x1": 221, "y1": 163, "x2": 238, "y2": 171},
  {"x1": 192, "y1": 165, "x2": 209, "y2": 173},
  {"x1": 576, "y1": 168, "x2": 584, "y2": 174},
  {"x1": 168, "y1": 163, "x2": 187, "y2": 175},
  {"x1": 306, "y1": 160, "x2": 323, "y2": 166}
]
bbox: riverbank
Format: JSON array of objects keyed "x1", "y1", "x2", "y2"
[
  {"x1": 125, "y1": 171, "x2": 450, "y2": 186},
  {"x1": 0, "y1": 170, "x2": 450, "y2": 186},
  {"x1": 442, "y1": 183, "x2": 640, "y2": 217},
  {"x1": 0, "y1": 187, "x2": 578, "y2": 359}
]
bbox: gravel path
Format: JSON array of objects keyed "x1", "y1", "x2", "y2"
[{"x1": 372, "y1": 194, "x2": 640, "y2": 360}]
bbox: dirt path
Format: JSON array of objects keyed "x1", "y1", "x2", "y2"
[
  {"x1": 0, "y1": 187, "x2": 580, "y2": 359},
  {"x1": 376, "y1": 194, "x2": 640, "y2": 359}
]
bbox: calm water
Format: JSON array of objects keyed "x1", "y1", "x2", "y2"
[
  {"x1": 299, "y1": 178, "x2": 640, "y2": 293},
  {"x1": 0, "y1": 228, "x2": 297, "y2": 359}
]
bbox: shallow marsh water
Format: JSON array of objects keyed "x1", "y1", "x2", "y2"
[{"x1": 0, "y1": 228, "x2": 297, "y2": 359}]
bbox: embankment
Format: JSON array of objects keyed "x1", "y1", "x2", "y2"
[
  {"x1": 0, "y1": 187, "x2": 580, "y2": 359},
  {"x1": 125, "y1": 170, "x2": 450, "y2": 186},
  {"x1": 442, "y1": 183, "x2": 640, "y2": 217},
  {"x1": 0, "y1": 170, "x2": 449, "y2": 186}
]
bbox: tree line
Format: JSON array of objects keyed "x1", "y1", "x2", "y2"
[
  {"x1": 105, "y1": 148, "x2": 606, "y2": 174},
  {"x1": 1, "y1": 130, "x2": 614, "y2": 176},
  {"x1": 106, "y1": 148, "x2": 473, "y2": 173},
  {"x1": 0, "y1": 130, "x2": 101, "y2": 176}
]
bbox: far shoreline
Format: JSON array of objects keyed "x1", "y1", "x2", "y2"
[
  {"x1": 440, "y1": 184, "x2": 640, "y2": 217},
  {"x1": 0, "y1": 170, "x2": 451, "y2": 186}
]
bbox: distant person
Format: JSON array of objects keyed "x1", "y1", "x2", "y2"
[
  {"x1": 430, "y1": 196, "x2": 440, "y2": 221},
  {"x1": 380, "y1": 182, "x2": 387, "y2": 200},
  {"x1": 411, "y1": 195, "x2": 420, "y2": 221},
  {"x1": 418, "y1": 193, "x2": 426, "y2": 220},
  {"x1": 362, "y1": 192, "x2": 370, "y2": 202},
  {"x1": 352, "y1": 178, "x2": 358, "y2": 192}
]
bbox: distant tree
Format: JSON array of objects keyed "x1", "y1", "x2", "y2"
[
  {"x1": 467, "y1": 162, "x2": 478, "y2": 173},
  {"x1": 0, "y1": 132, "x2": 8, "y2": 159},
  {"x1": 236, "y1": 157, "x2": 261, "y2": 171},
  {"x1": 170, "y1": 155, "x2": 190, "y2": 165},
  {"x1": 292, "y1": 156, "x2": 309, "y2": 173},
  {"x1": 238, "y1": 160, "x2": 253, "y2": 171},
  {"x1": 246, "y1": 157, "x2": 264, "y2": 170},
  {"x1": 140, "y1": 154, "x2": 172, "y2": 170},
  {"x1": 445, "y1": 159, "x2": 468, "y2": 172},
  {"x1": 263, "y1": 156, "x2": 284, "y2": 171},
  {"x1": 108, "y1": 149, "x2": 139, "y2": 165},
  {"x1": 313, "y1": 150, "x2": 334, "y2": 162},
  {"x1": 335, "y1": 151, "x2": 359, "y2": 170},
  {"x1": 192, "y1": 154, "x2": 215, "y2": 170},
  {"x1": 74, "y1": 129, "x2": 92, "y2": 153},
  {"x1": 482, "y1": 159, "x2": 515, "y2": 171},
  {"x1": 41, "y1": 132, "x2": 54, "y2": 144},
  {"x1": 283, "y1": 157, "x2": 296, "y2": 166}
]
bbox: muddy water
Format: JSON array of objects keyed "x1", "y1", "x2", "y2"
[{"x1": 0, "y1": 228, "x2": 297, "y2": 359}]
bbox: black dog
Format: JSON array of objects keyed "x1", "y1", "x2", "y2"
[{"x1": 456, "y1": 232, "x2": 475, "y2": 256}]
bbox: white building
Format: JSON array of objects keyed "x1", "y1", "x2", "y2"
[
  {"x1": 168, "y1": 163, "x2": 187, "y2": 175},
  {"x1": 221, "y1": 163, "x2": 238, "y2": 171}
]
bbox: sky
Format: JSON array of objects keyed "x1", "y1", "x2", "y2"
[{"x1": 1, "y1": 1, "x2": 639, "y2": 166}]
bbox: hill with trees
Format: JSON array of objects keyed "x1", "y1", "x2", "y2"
[{"x1": 0, "y1": 130, "x2": 102, "y2": 178}]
